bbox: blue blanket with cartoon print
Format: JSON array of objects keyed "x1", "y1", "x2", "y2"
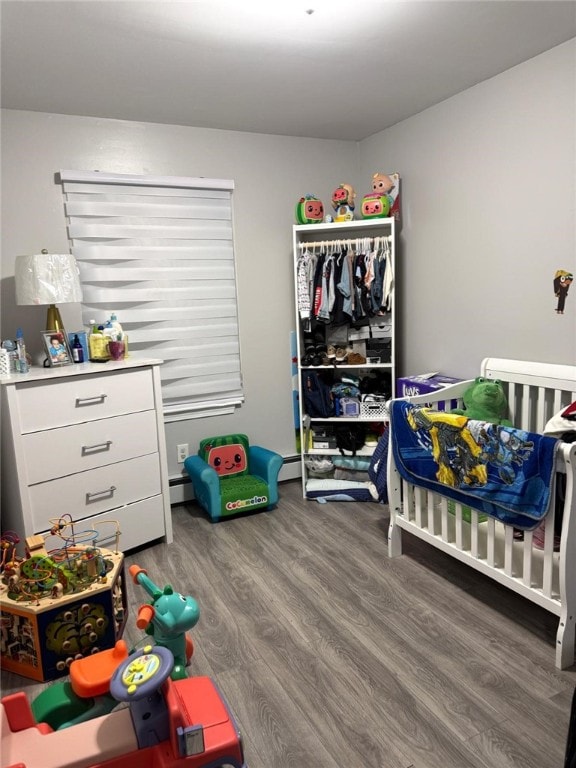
[{"x1": 390, "y1": 400, "x2": 559, "y2": 530}]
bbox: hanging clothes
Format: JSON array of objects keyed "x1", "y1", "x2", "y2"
[
  {"x1": 332, "y1": 246, "x2": 354, "y2": 325},
  {"x1": 316, "y1": 251, "x2": 336, "y2": 323},
  {"x1": 312, "y1": 250, "x2": 325, "y2": 320},
  {"x1": 296, "y1": 247, "x2": 317, "y2": 325},
  {"x1": 381, "y1": 237, "x2": 393, "y2": 313},
  {"x1": 352, "y1": 248, "x2": 371, "y2": 326}
]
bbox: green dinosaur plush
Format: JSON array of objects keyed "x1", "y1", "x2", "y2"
[{"x1": 451, "y1": 377, "x2": 513, "y2": 426}]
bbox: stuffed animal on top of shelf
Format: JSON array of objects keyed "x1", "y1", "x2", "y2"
[
  {"x1": 372, "y1": 172, "x2": 396, "y2": 196},
  {"x1": 361, "y1": 191, "x2": 390, "y2": 219},
  {"x1": 331, "y1": 183, "x2": 356, "y2": 222},
  {"x1": 295, "y1": 194, "x2": 325, "y2": 225},
  {"x1": 361, "y1": 172, "x2": 401, "y2": 224},
  {"x1": 451, "y1": 377, "x2": 514, "y2": 426}
]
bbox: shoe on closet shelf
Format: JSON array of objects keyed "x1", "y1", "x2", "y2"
[
  {"x1": 347, "y1": 351, "x2": 367, "y2": 365},
  {"x1": 326, "y1": 344, "x2": 337, "y2": 359},
  {"x1": 335, "y1": 346, "x2": 348, "y2": 363},
  {"x1": 305, "y1": 456, "x2": 335, "y2": 475},
  {"x1": 301, "y1": 344, "x2": 316, "y2": 365}
]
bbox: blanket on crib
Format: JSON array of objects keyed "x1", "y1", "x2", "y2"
[{"x1": 390, "y1": 400, "x2": 559, "y2": 530}]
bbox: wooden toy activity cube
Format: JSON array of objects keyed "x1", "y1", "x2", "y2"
[{"x1": 1, "y1": 524, "x2": 126, "y2": 682}]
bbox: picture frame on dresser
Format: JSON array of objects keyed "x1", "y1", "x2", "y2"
[{"x1": 42, "y1": 330, "x2": 73, "y2": 367}]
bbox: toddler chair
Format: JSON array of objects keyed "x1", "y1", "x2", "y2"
[{"x1": 184, "y1": 433, "x2": 283, "y2": 522}]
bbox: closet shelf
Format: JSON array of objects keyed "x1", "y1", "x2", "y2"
[
  {"x1": 305, "y1": 447, "x2": 376, "y2": 457},
  {"x1": 293, "y1": 218, "x2": 396, "y2": 500},
  {"x1": 300, "y1": 362, "x2": 393, "y2": 370}
]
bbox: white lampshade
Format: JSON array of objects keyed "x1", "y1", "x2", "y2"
[{"x1": 15, "y1": 250, "x2": 83, "y2": 333}]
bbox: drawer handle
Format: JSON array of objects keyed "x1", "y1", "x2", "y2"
[
  {"x1": 86, "y1": 486, "x2": 116, "y2": 503},
  {"x1": 76, "y1": 394, "x2": 108, "y2": 407},
  {"x1": 81, "y1": 441, "x2": 113, "y2": 456}
]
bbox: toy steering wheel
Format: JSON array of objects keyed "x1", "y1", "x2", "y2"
[{"x1": 109, "y1": 644, "x2": 173, "y2": 702}]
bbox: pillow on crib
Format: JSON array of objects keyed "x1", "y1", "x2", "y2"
[{"x1": 544, "y1": 401, "x2": 576, "y2": 439}]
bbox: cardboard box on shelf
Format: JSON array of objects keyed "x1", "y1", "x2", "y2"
[{"x1": 396, "y1": 372, "x2": 463, "y2": 408}]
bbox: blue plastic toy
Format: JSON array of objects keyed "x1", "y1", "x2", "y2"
[{"x1": 129, "y1": 565, "x2": 200, "y2": 680}]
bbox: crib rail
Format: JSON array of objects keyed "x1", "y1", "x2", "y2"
[
  {"x1": 387, "y1": 358, "x2": 576, "y2": 669},
  {"x1": 482, "y1": 357, "x2": 576, "y2": 434}
]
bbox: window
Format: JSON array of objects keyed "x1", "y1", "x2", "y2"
[{"x1": 60, "y1": 170, "x2": 243, "y2": 420}]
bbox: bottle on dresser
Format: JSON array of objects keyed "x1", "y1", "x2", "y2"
[
  {"x1": 109, "y1": 312, "x2": 128, "y2": 356},
  {"x1": 71, "y1": 334, "x2": 84, "y2": 363},
  {"x1": 16, "y1": 328, "x2": 29, "y2": 373},
  {"x1": 88, "y1": 321, "x2": 110, "y2": 361}
]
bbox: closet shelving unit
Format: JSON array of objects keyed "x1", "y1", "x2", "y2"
[{"x1": 293, "y1": 217, "x2": 396, "y2": 498}]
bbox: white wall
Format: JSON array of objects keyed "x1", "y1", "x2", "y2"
[
  {"x1": 0, "y1": 110, "x2": 359, "y2": 494},
  {"x1": 2, "y1": 40, "x2": 574, "y2": 501},
  {"x1": 359, "y1": 39, "x2": 576, "y2": 379}
]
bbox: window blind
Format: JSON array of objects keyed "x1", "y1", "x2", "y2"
[{"x1": 59, "y1": 170, "x2": 243, "y2": 420}]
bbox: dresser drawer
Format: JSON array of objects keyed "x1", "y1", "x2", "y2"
[
  {"x1": 18, "y1": 368, "x2": 155, "y2": 432},
  {"x1": 29, "y1": 453, "x2": 162, "y2": 531},
  {"x1": 23, "y1": 410, "x2": 159, "y2": 484},
  {"x1": 38, "y1": 495, "x2": 167, "y2": 553}
]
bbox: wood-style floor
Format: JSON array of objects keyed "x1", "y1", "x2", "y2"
[{"x1": 2, "y1": 478, "x2": 575, "y2": 767}]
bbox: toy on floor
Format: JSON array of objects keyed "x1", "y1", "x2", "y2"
[
  {"x1": 0, "y1": 531, "x2": 20, "y2": 573},
  {"x1": 1, "y1": 516, "x2": 121, "y2": 604},
  {"x1": 184, "y1": 433, "x2": 284, "y2": 522},
  {"x1": 450, "y1": 377, "x2": 513, "y2": 426},
  {"x1": 1, "y1": 643, "x2": 247, "y2": 768},
  {"x1": 129, "y1": 564, "x2": 199, "y2": 679},
  {"x1": 31, "y1": 563, "x2": 200, "y2": 731},
  {"x1": 0, "y1": 517, "x2": 126, "y2": 682},
  {"x1": 31, "y1": 638, "x2": 130, "y2": 731}
]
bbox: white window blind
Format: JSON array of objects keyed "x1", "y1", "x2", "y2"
[{"x1": 59, "y1": 170, "x2": 244, "y2": 420}]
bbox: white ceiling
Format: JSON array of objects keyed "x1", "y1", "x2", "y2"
[{"x1": 1, "y1": 0, "x2": 575, "y2": 141}]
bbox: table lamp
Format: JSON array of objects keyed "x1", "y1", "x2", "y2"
[{"x1": 15, "y1": 250, "x2": 83, "y2": 333}]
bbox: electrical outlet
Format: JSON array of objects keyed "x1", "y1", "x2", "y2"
[{"x1": 177, "y1": 443, "x2": 189, "y2": 464}]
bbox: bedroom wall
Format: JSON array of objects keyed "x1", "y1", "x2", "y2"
[
  {"x1": 358, "y1": 39, "x2": 576, "y2": 379},
  {"x1": 0, "y1": 110, "x2": 360, "y2": 495},
  {"x1": 1, "y1": 39, "x2": 574, "y2": 501}
]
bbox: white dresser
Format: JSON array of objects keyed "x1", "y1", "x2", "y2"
[{"x1": 0, "y1": 358, "x2": 173, "y2": 552}]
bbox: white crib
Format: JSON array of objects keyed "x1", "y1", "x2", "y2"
[{"x1": 387, "y1": 358, "x2": 576, "y2": 669}]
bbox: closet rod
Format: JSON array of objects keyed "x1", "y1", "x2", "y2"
[{"x1": 298, "y1": 235, "x2": 391, "y2": 249}]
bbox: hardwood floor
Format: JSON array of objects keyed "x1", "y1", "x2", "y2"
[{"x1": 2, "y1": 478, "x2": 575, "y2": 767}]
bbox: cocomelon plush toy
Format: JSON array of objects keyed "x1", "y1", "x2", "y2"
[
  {"x1": 361, "y1": 192, "x2": 390, "y2": 219},
  {"x1": 331, "y1": 183, "x2": 355, "y2": 222},
  {"x1": 295, "y1": 194, "x2": 324, "y2": 225},
  {"x1": 361, "y1": 172, "x2": 401, "y2": 222},
  {"x1": 372, "y1": 172, "x2": 395, "y2": 196}
]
